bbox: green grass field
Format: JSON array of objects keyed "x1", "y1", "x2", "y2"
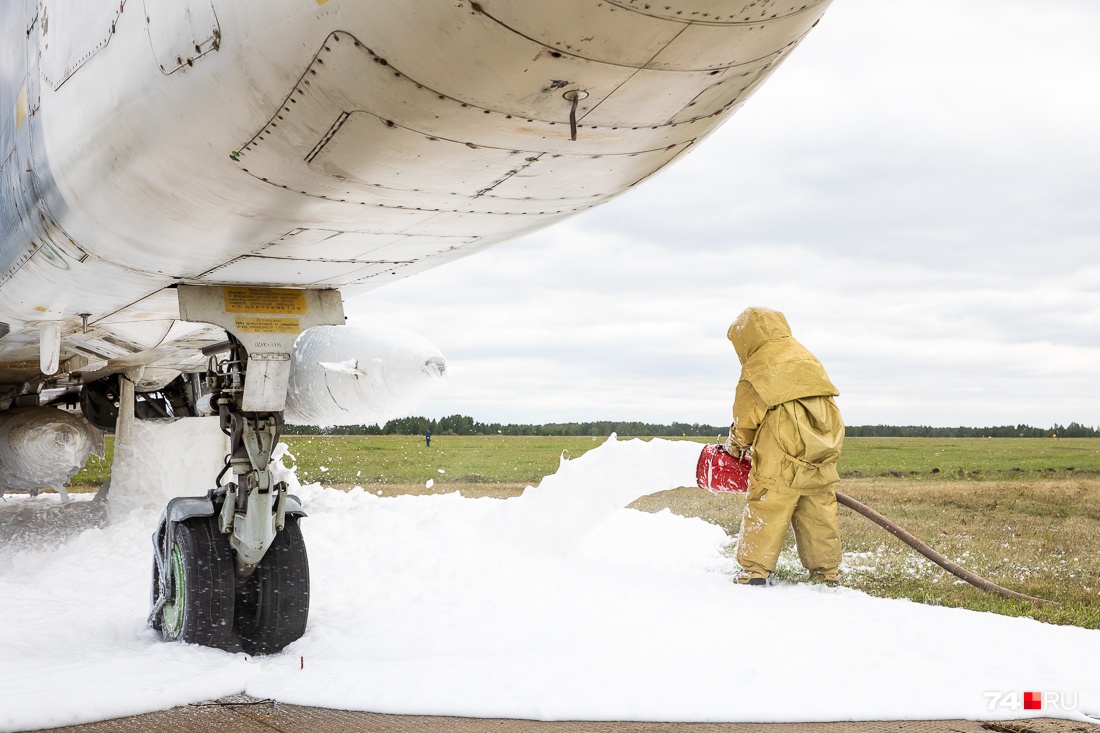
[
  {"x1": 287, "y1": 434, "x2": 1100, "y2": 485},
  {"x1": 66, "y1": 434, "x2": 1100, "y2": 630},
  {"x1": 838, "y1": 436, "x2": 1100, "y2": 479},
  {"x1": 72, "y1": 434, "x2": 1100, "y2": 487}
]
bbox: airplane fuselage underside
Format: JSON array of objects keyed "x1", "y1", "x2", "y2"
[{"x1": 0, "y1": 0, "x2": 830, "y2": 389}]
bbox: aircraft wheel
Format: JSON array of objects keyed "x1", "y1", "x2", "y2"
[
  {"x1": 152, "y1": 516, "x2": 237, "y2": 649},
  {"x1": 234, "y1": 516, "x2": 310, "y2": 655}
]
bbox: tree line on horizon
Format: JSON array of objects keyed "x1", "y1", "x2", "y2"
[
  {"x1": 844, "y1": 422, "x2": 1099, "y2": 438},
  {"x1": 286, "y1": 415, "x2": 726, "y2": 437},
  {"x1": 285, "y1": 416, "x2": 1100, "y2": 438}
]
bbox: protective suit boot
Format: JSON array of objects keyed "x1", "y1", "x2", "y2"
[{"x1": 736, "y1": 572, "x2": 771, "y2": 586}]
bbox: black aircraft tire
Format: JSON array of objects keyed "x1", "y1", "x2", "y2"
[
  {"x1": 234, "y1": 516, "x2": 310, "y2": 655},
  {"x1": 153, "y1": 516, "x2": 237, "y2": 650}
]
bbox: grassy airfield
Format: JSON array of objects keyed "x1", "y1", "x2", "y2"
[{"x1": 70, "y1": 435, "x2": 1100, "y2": 629}]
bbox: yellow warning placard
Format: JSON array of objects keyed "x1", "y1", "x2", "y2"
[
  {"x1": 233, "y1": 316, "x2": 301, "y2": 334},
  {"x1": 224, "y1": 287, "x2": 306, "y2": 315}
]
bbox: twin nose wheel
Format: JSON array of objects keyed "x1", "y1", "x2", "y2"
[{"x1": 150, "y1": 513, "x2": 310, "y2": 654}]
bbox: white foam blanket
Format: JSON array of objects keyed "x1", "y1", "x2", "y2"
[{"x1": 1, "y1": 433, "x2": 1097, "y2": 730}]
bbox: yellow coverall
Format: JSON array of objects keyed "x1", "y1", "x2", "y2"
[{"x1": 724, "y1": 307, "x2": 844, "y2": 583}]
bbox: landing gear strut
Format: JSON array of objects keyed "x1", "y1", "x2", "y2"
[{"x1": 148, "y1": 286, "x2": 343, "y2": 654}]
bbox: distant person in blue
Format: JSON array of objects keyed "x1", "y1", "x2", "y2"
[{"x1": 425, "y1": 428, "x2": 432, "y2": 447}]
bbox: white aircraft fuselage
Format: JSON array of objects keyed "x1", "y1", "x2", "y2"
[{"x1": 1, "y1": 0, "x2": 830, "y2": 391}]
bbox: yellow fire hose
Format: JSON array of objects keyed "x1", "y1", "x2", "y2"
[{"x1": 835, "y1": 491, "x2": 1057, "y2": 607}]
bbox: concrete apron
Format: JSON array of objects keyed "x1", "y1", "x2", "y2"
[{"x1": 29, "y1": 695, "x2": 1097, "y2": 733}]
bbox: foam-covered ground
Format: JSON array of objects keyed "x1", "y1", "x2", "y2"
[{"x1": 1, "y1": 432, "x2": 1097, "y2": 731}]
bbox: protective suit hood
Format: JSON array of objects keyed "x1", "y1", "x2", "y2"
[
  {"x1": 727, "y1": 307, "x2": 838, "y2": 406},
  {"x1": 727, "y1": 308, "x2": 791, "y2": 364}
]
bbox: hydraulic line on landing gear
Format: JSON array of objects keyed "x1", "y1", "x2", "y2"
[{"x1": 696, "y1": 445, "x2": 1058, "y2": 605}]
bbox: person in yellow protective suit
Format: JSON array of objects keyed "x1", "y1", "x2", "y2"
[{"x1": 724, "y1": 307, "x2": 844, "y2": 586}]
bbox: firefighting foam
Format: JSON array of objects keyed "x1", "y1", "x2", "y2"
[
  {"x1": 0, "y1": 407, "x2": 102, "y2": 500},
  {"x1": 0, "y1": 434, "x2": 1097, "y2": 731},
  {"x1": 284, "y1": 325, "x2": 446, "y2": 427}
]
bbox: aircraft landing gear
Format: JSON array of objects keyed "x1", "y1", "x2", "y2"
[
  {"x1": 147, "y1": 285, "x2": 342, "y2": 653},
  {"x1": 148, "y1": 338, "x2": 309, "y2": 654}
]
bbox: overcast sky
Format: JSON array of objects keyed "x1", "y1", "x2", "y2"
[{"x1": 347, "y1": 0, "x2": 1100, "y2": 428}]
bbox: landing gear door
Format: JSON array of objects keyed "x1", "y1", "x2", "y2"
[{"x1": 177, "y1": 285, "x2": 344, "y2": 412}]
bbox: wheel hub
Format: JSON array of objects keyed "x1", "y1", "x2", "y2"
[{"x1": 160, "y1": 545, "x2": 186, "y2": 637}]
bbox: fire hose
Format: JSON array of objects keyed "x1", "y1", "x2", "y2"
[
  {"x1": 697, "y1": 445, "x2": 1057, "y2": 606},
  {"x1": 833, "y1": 490, "x2": 1055, "y2": 606}
]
